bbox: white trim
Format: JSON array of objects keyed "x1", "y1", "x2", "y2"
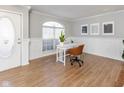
[
  {"x1": 90, "y1": 23, "x2": 100, "y2": 35},
  {"x1": 81, "y1": 24, "x2": 88, "y2": 35},
  {"x1": 42, "y1": 26, "x2": 64, "y2": 29},
  {"x1": 31, "y1": 10, "x2": 71, "y2": 21},
  {"x1": 30, "y1": 50, "x2": 56, "y2": 60},
  {"x1": 86, "y1": 52, "x2": 123, "y2": 62},
  {"x1": 102, "y1": 21, "x2": 114, "y2": 35},
  {"x1": 0, "y1": 9, "x2": 23, "y2": 16},
  {"x1": 23, "y1": 5, "x2": 31, "y2": 10},
  {"x1": 31, "y1": 9, "x2": 124, "y2": 22},
  {"x1": 73, "y1": 9, "x2": 124, "y2": 21},
  {"x1": 20, "y1": 12, "x2": 23, "y2": 66}
]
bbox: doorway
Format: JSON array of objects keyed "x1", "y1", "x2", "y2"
[{"x1": 0, "y1": 10, "x2": 22, "y2": 71}]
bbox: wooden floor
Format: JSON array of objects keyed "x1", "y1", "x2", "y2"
[
  {"x1": 0, "y1": 53, "x2": 123, "y2": 87},
  {"x1": 114, "y1": 63, "x2": 124, "y2": 86}
]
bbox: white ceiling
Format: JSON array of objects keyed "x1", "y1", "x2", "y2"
[{"x1": 31, "y1": 5, "x2": 124, "y2": 20}]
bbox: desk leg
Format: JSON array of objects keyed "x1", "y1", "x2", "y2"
[
  {"x1": 64, "y1": 49, "x2": 66, "y2": 66},
  {"x1": 56, "y1": 47, "x2": 66, "y2": 66},
  {"x1": 56, "y1": 48, "x2": 58, "y2": 62}
]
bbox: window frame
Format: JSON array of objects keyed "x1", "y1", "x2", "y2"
[{"x1": 42, "y1": 22, "x2": 64, "y2": 53}]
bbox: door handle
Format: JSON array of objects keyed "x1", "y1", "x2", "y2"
[
  {"x1": 17, "y1": 38, "x2": 21, "y2": 44},
  {"x1": 4, "y1": 40, "x2": 9, "y2": 44},
  {"x1": 17, "y1": 42, "x2": 21, "y2": 44}
]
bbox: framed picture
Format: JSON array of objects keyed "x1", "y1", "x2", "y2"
[
  {"x1": 81, "y1": 24, "x2": 88, "y2": 35},
  {"x1": 90, "y1": 23, "x2": 99, "y2": 35},
  {"x1": 102, "y1": 21, "x2": 114, "y2": 35}
]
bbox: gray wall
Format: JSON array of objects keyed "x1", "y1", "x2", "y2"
[
  {"x1": 72, "y1": 11, "x2": 124, "y2": 38},
  {"x1": 71, "y1": 11, "x2": 124, "y2": 61},
  {"x1": 30, "y1": 10, "x2": 72, "y2": 38},
  {"x1": 29, "y1": 10, "x2": 72, "y2": 59}
]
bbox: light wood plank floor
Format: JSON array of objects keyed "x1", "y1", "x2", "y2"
[{"x1": 0, "y1": 53, "x2": 123, "y2": 87}]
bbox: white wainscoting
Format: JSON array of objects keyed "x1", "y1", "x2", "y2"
[
  {"x1": 29, "y1": 38, "x2": 56, "y2": 60},
  {"x1": 30, "y1": 37, "x2": 124, "y2": 61},
  {"x1": 71, "y1": 37, "x2": 124, "y2": 61},
  {"x1": 29, "y1": 38, "x2": 42, "y2": 60},
  {"x1": 21, "y1": 39, "x2": 30, "y2": 65}
]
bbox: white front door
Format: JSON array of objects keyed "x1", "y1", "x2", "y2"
[{"x1": 0, "y1": 11, "x2": 22, "y2": 71}]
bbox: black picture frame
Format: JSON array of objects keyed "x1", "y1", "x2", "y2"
[{"x1": 81, "y1": 24, "x2": 88, "y2": 35}]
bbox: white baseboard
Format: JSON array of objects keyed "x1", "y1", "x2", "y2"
[
  {"x1": 71, "y1": 37, "x2": 124, "y2": 61},
  {"x1": 29, "y1": 37, "x2": 124, "y2": 62},
  {"x1": 29, "y1": 38, "x2": 56, "y2": 60}
]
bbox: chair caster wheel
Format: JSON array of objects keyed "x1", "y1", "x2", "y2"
[
  {"x1": 81, "y1": 61, "x2": 84, "y2": 64},
  {"x1": 71, "y1": 63, "x2": 73, "y2": 65}
]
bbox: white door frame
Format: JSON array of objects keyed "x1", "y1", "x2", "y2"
[{"x1": 0, "y1": 9, "x2": 23, "y2": 66}]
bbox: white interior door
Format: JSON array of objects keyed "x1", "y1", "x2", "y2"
[{"x1": 0, "y1": 11, "x2": 22, "y2": 71}]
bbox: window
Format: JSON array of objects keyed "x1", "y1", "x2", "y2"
[{"x1": 42, "y1": 22, "x2": 64, "y2": 52}]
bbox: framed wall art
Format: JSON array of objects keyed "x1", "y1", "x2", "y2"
[
  {"x1": 90, "y1": 23, "x2": 99, "y2": 35},
  {"x1": 81, "y1": 24, "x2": 88, "y2": 35},
  {"x1": 102, "y1": 21, "x2": 114, "y2": 35}
]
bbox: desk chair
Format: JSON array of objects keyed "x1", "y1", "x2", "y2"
[{"x1": 68, "y1": 44, "x2": 84, "y2": 67}]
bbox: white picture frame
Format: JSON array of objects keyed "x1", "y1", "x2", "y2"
[
  {"x1": 102, "y1": 21, "x2": 114, "y2": 35},
  {"x1": 81, "y1": 24, "x2": 88, "y2": 35},
  {"x1": 90, "y1": 23, "x2": 99, "y2": 35}
]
